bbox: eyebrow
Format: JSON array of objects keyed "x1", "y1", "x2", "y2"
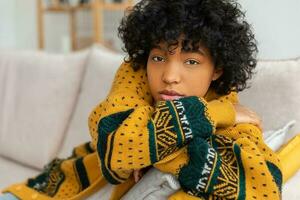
[{"x1": 153, "y1": 45, "x2": 206, "y2": 55}]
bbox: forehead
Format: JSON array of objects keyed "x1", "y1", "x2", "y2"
[{"x1": 152, "y1": 41, "x2": 207, "y2": 56}]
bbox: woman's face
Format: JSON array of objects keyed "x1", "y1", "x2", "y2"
[{"x1": 147, "y1": 40, "x2": 223, "y2": 102}]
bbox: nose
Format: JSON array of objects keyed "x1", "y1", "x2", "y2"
[{"x1": 162, "y1": 62, "x2": 181, "y2": 84}]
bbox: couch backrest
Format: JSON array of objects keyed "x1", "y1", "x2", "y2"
[
  {"x1": 0, "y1": 49, "x2": 89, "y2": 169},
  {"x1": 239, "y1": 57, "x2": 300, "y2": 142},
  {"x1": 58, "y1": 45, "x2": 124, "y2": 157},
  {"x1": 1, "y1": 45, "x2": 298, "y2": 168}
]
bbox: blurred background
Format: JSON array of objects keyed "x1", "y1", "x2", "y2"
[
  {"x1": 0, "y1": 0, "x2": 299, "y2": 59},
  {"x1": 0, "y1": 1, "x2": 300, "y2": 198}
]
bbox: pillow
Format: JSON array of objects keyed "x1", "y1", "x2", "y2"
[
  {"x1": 0, "y1": 49, "x2": 89, "y2": 169},
  {"x1": 264, "y1": 120, "x2": 296, "y2": 151},
  {"x1": 283, "y1": 166, "x2": 300, "y2": 200},
  {"x1": 58, "y1": 45, "x2": 124, "y2": 157},
  {"x1": 121, "y1": 168, "x2": 180, "y2": 200},
  {"x1": 239, "y1": 57, "x2": 300, "y2": 143}
]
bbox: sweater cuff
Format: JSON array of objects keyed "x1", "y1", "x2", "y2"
[
  {"x1": 174, "y1": 96, "x2": 215, "y2": 139},
  {"x1": 178, "y1": 137, "x2": 221, "y2": 195},
  {"x1": 206, "y1": 99, "x2": 236, "y2": 128}
]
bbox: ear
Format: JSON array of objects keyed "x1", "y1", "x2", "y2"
[{"x1": 212, "y1": 68, "x2": 223, "y2": 81}]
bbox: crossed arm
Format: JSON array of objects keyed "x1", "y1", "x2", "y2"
[{"x1": 88, "y1": 62, "x2": 281, "y2": 199}]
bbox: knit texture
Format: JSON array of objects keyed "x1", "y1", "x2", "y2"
[
  {"x1": 178, "y1": 137, "x2": 221, "y2": 195},
  {"x1": 2, "y1": 62, "x2": 282, "y2": 200},
  {"x1": 2, "y1": 143, "x2": 109, "y2": 199}
]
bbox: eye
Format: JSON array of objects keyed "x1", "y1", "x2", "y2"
[
  {"x1": 152, "y1": 56, "x2": 165, "y2": 62},
  {"x1": 185, "y1": 59, "x2": 200, "y2": 65}
]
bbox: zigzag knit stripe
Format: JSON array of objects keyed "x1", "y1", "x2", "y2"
[
  {"x1": 148, "y1": 97, "x2": 213, "y2": 163},
  {"x1": 191, "y1": 147, "x2": 220, "y2": 195},
  {"x1": 178, "y1": 137, "x2": 221, "y2": 196},
  {"x1": 169, "y1": 100, "x2": 189, "y2": 144},
  {"x1": 148, "y1": 100, "x2": 184, "y2": 163},
  {"x1": 178, "y1": 96, "x2": 214, "y2": 139}
]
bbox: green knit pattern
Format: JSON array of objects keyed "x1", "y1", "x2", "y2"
[
  {"x1": 178, "y1": 137, "x2": 221, "y2": 196},
  {"x1": 97, "y1": 109, "x2": 134, "y2": 184},
  {"x1": 148, "y1": 96, "x2": 215, "y2": 163},
  {"x1": 266, "y1": 161, "x2": 282, "y2": 193},
  {"x1": 176, "y1": 96, "x2": 214, "y2": 139}
]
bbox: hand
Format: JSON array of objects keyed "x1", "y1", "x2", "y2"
[
  {"x1": 233, "y1": 103, "x2": 263, "y2": 131},
  {"x1": 133, "y1": 169, "x2": 144, "y2": 183}
]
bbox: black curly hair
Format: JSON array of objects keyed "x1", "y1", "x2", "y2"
[{"x1": 118, "y1": 0, "x2": 258, "y2": 95}]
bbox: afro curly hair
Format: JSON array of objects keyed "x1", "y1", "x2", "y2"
[{"x1": 118, "y1": 0, "x2": 258, "y2": 95}]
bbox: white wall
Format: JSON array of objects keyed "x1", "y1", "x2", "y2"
[
  {"x1": 0, "y1": 0, "x2": 17, "y2": 49},
  {"x1": 239, "y1": 0, "x2": 300, "y2": 59},
  {"x1": 14, "y1": 0, "x2": 38, "y2": 50},
  {"x1": 0, "y1": 0, "x2": 37, "y2": 50},
  {"x1": 0, "y1": 0, "x2": 299, "y2": 59}
]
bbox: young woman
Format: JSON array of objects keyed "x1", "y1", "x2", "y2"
[{"x1": 1, "y1": 0, "x2": 281, "y2": 199}]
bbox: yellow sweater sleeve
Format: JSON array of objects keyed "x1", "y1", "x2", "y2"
[
  {"x1": 88, "y1": 62, "x2": 236, "y2": 184},
  {"x1": 94, "y1": 96, "x2": 236, "y2": 184},
  {"x1": 164, "y1": 124, "x2": 282, "y2": 200},
  {"x1": 88, "y1": 62, "x2": 282, "y2": 199}
]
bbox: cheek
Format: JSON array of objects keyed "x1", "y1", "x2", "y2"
[
  {"x1": 185, "y1": 73, "x2": 213, "y2": 96},
  {"x1": 146, "y1": 65, "x2": 154, "y2": 85},
  {"x1": 147, "y1": 65, "x2": 160, "y2": 93},
  {"x1": 147, "y1": 63, "x2": 162, "y2": 82}
]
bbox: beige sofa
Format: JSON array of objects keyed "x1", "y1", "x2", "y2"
[
  {"x1": 0, "y1": 45, "x2": 123, "y2": 188},
  {"x1": 0, "y1": 46, "x2": 299, "y2": 199}
]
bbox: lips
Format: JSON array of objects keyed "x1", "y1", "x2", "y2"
[{"x1": 159, "y1": 90, "x2": 184, "y2": 101}]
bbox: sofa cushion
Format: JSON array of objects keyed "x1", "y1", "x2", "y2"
[
  {"x1": 0, "y1": 156, "x2": 40, "y2": 189},
  {"x1": 239, "y1": 57, "x2": 300, "y2": 142},
  {"x1": 58, "y1": 45, "x2": 124, "y2": 157},
  {"x1": 0, "y1": 50, "x2": 89, "y2": 169},
  {"x1": 283, "y1": 170, "x2": 300, "y2": 200},
  {"x1": 264, "y1": 120, "x2": 296, "y2": 151}
]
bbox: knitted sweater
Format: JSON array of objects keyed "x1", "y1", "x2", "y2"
[{"x1": 3, "y1": 62, "x2": 282, "y2": 200}]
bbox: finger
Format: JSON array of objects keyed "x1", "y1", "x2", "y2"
[{"x1": 133, "y1": 170, "x2": 140, "y2": 182}]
